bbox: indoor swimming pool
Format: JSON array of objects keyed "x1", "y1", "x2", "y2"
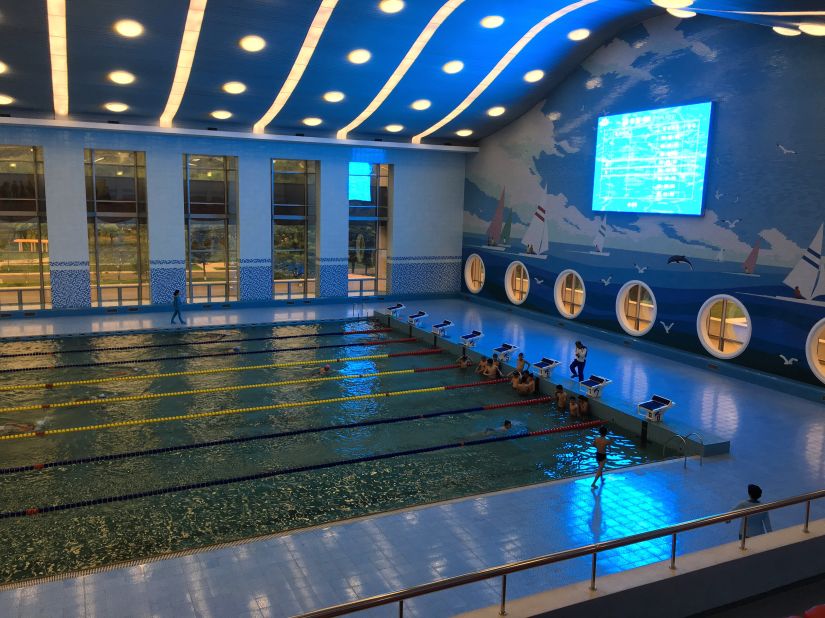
[{"x1": 0, "y1": 319, "x2": 664, "y2": 584}]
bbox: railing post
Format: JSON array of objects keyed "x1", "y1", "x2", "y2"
[
  {"x1": 804, "y1": 500, "x2": 811, "y2": 533},
  {"x1": 398, "y1": 599, "x2": 403, "y2": 617},
  {"x1": 499, "y1": 574, "x2": 507, "y2": 616},
  {"x1": 740, "y1": 516, "x2": 748, "y2": 550},
  {"x1": 590, "y1": 552, "x2": 597, "y2": 591},
  {"x1": 670, "y1": 533, "x2": 677, "y2": 570}
]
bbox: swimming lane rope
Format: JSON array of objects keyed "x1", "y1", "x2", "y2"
[
  {"x1": 0, "y1": 420, "x2": 604, "y2": 519},
  {"x1": 0, "y1": 328, "x2": 392, "y2": 358},
  {"x1": 0, "y1": 348, "x2": 442, "y2": 392},
  {"x1": 0, "y1": 379, "x2": 510, "y2": 441},
  {"x1": 0, "y1": 396, "x2": 555, "y2": 474},
  {"x1": 0, "y1": 337, "x2": 417, "y2": 374}
]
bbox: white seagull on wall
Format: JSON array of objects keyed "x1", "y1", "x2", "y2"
[
  {"x1": 779, "y1": 355, "x2": 798, "y2": 365},
  {"x1": 601, "y1": 276, "x2": 612, "y2": 286},
  {"x1": 777, "y1": 144, "x2": 797, "y2": 155},
  {"x1": 660, "y1": 322, "x2": 674, "y2": 334},
  {"x1": 715, "y1": 189, "x2": 723, "y2": 200},
  {"x1": 721, "y1": 218, "x2": 741, "y2": 229},
  {"x1": 634, "y1": 263, "x2": 648, "y2": 274},
  {"x1": 534, "y1": 277, "x2": 544, "y2": 285}
]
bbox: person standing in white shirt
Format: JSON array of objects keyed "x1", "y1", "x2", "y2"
[{"x1": 570, "y1": 340, "x2": 587, "y2": 382}]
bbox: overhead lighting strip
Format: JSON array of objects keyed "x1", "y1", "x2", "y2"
[
  {"x1": 159, "y1": 0, "x2": 208, "y2": 128},
  {"x1": 336, "y1": 0, "x2": 464, "y2": 140},
  {"x1": 412, "y1": 0, "x2": 597, "y2": 145},
  {"x1": 253, "y1": 0, "x2": 339, "y2": 134},
  {"x1": 46, "y1": 0, "x2": 69, "y2": 117}
]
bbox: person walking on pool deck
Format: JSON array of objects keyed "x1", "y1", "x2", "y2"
[
  {"x1": 171, "y1": 289, "x2": 185, "y2": 325},
  {"x1": 570, "y1": 340, "x2": 587, "y2": 382},
  {"x1": 729, "y1": 484, "x2": 772, "y2": 539},
  {"x1": 591, "y1": 425, "x2": 612, "y2": 487}
]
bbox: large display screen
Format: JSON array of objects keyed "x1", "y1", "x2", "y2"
[{"x1": 591, "y1": 102, "x2": 712, "y2": 216}]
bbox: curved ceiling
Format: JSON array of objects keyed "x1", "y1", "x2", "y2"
[{"x1": 0, "y1": 0, "x2": 822, "y2": 145}]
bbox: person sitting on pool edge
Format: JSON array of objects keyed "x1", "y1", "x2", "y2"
[{"x1": 457, "y1": 352, "x2": 473, "y2": 369}]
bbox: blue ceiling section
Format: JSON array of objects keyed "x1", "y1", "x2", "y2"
[{"x1": 0, "y1": 1, "x2": 823, "y2": 144}]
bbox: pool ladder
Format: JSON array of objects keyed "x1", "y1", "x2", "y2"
[{"x1": 663, "y1": 432, "x2": 704, "y2": 469}]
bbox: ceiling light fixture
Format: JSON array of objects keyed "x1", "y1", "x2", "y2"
[
  {"x1": 239, "y1": 35, "x2": 266, "y2": 52},
  {"x1": 487, "y1": 106, "x2": 505, "y2": 117},
  {"x1": 0, "y1": 94, "x2": 15, "y2": 105},
  {"x1": 667, "y1": 8, "x2": 696, "y2": 17},
  {"x1": 772, "y1": 26, "x2": 802, "y2": 36},
  {"x1": 385, "y1": 124, "x2": 404, "y2": 132},
  {"x1": 455, "y1": 129, "x2": 473, "y2": 137},
  {"x1": 323, "y1": 90, "x2": 345, "y2": 102},
  {"x1": 159, "y1": 0, "x2": 208, "y2": 128},
  {"x1": 114, "y1": 19, "x2": 144, "y2": 37},
  {"x1": 411, "y1": 99, "x2": 432, "y2": 110},
  {"x1": 0, "y1": 61, "x2": 7, "y2": 74},
  {"x1": 651, "y1": 0, "x2": 693, "y2": 8},
  {"x1": 524, "y1": 69, "x2": 544, "y2": 82},
  {"x1": 348, "y1": 49, "x2": 372, "y2": 64},
  {"x1": 379, "y1": 0, "x2": 405, "y2": 14},
  {"x1": 480, "y1": 15, "x2": 504, "y2": 29},
  {"x1": 46, "y1": 0, "x2": 69, "y2": 117},
  {"x1": 108, "y1": 70, "x2": 136, "y2": 85},
  {"x1": 335, "y1": 0, "x2": 463, "y2": 140},
  {"x1": 442, "y1": 60, "x2": 464, "y2": 74},
  {"x1": 799, "y1": 22, "x2": 825, "y2": 36},
  {"x1": 413, "y1": 0, "x2": 598, "y2": 144},
  {"x1": 303, "y1": 117, "x2": 323, "y2": 126},
  {"x1": 567, "y1": 28, "x2": 590, "y2": 41},
  {"x1": 104, "y1": 102, "x2": 129, "y2": 112},
  {"x1": 222, "y1": 81, "x2": 247, "y2": 94},
  {"x1": 254, "y1": 0, "x2": 339, "y2": 133},
  {"x1": 210, "y1": 110, "x2": 232, "y2": 120}
]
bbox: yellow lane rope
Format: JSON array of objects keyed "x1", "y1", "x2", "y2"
[
  {"x1": 0, "y1": 352, "x2": 408, "y2": 393},
  {"x1": 0, "y1": 367, "x2": 446, "y2": 414},
  {"x1": 0, "y1": 383, "x2": 493, "y2": 441}
]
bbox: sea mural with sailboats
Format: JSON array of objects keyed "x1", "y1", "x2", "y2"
[{"x1": 462, "y1": 14, "x2": 825, "y2": 386}]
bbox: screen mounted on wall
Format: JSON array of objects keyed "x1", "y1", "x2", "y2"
[{"x1": 591, "y1": 102, "x2": 713, "y2": 216}]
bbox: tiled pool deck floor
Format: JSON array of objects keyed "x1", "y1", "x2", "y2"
[{"x1": 0, "y1": 298, "x2": 823, "y2": 617}]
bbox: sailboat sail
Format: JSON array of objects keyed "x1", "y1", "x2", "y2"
[
  {"x1": 486, "y1": 189, "x2": 506, "y2": 245},
  {"x1": 783, "y1": 223, "x2": 825, "y2": 300},
  {"x1": 501, "y1": 210, "x2": 512, "y2": 245},
  {"x1": 521, "y1": 204, "x2": 549, "y2": 255},
  {"x1": 593, "y1": 216, "x2": 608, "y2": 253},
  {"x1": 743, "y1": 239, "x2": 760, "y2": 274}
]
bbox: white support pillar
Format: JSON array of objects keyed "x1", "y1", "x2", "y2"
[
  {"x1": 317, "y1": 155, "x2": 349, "y2": 298},
  {"x1": 238, "y1": 154, "x2": 273, "y2": 301},
  {"x1": 146, "y1": 149, "x2": 186, "y2": 305}
]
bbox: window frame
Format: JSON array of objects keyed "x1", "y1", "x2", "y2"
[
  {"x1": 347, "y1": 162, "x2": 390, "y2": 298},
  {"x1": 463, "y1": 254, "x2": 485, "y2": 294},
  {"x1": 805, "y1": 317, "x2": 825, "y2": 385},
  {"x1": 554, "y1": 269, "x2": 586, "y2": 319},
  {"x1": 504, "y1": 261, "x2": 529, "y2": 305},
  {"x1": 696, "y1": 294, "x2": 752, "y2": 359},
  {"x1": 615, "y1": 280, "x2": 657, "y2": 336}
]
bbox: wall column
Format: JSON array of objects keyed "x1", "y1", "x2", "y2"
[
  {"x1": 238, "y1": 154, "x2": 273, "y2": 301},
  {"x1": 146, "y1": 149, "x2": 186, "y2": 304},
  {"x1": 317, "y1": 156, "x2": 349, "y2": 298}
]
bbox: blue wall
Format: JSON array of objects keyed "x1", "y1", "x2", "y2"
[{"x1": 462, "y1": 14, "x2": 825, "y2": 387}]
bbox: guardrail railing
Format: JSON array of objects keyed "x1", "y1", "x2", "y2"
[{"x1": 297, "y1": 487, "x2": 824, "y2": 618}]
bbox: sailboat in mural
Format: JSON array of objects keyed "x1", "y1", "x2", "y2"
[
  {"x1": 518, "y1": 203, "x2": 550, "y2": 259},
  {"x1": 742, "y1": 239, "x2": 760, "y2": 275},
  {"x1": 588, "y1": 215, "x2": 611, "y2": 256},
  {"x1": 501, "y1": 210, "x2": 512, "y2": 245},
  {"x1": 485, "y1": 189, "x2": 508, "y2": 251}
]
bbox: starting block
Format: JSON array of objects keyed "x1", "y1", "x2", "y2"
[
  {"x1": 386, "y1": 303, "x2": 405, "y2": 318},
  {"x1": 461, "y1": 330, "x2": 483, "y2": 347},
  {"x1": 533, "y1": 357, "x2": 561, "y2": 379},
  {"x1": 579, "y1": 374, "x2": 612, "y2": 398},
  {"x1": 431, "y1": 320, "x2": 453, "y2": 337},
  {"x1": 408, "y1": 311, "x2": 427, "y2": 327},
  {"x1": 637, "y1": 395, "x2": 674, "y2": 422},
  {"x1": 493, "y1": 342, "x2": 518, "y2": 363}
]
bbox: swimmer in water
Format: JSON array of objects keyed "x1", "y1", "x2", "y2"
[
  {"x1": 316, "y1": 364, "x2": 333, "y2": 375},
  {"x1": 456, "y1": 352, "x2": 473, "y2": 369},
  {"x1": 0, "y1": 418, "x2": 41, "y2": 436},
  {"x1": 484, "y1": 420, "x2": 513, "y2": 435}
]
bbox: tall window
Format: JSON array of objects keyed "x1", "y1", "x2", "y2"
[
  {"x1": 555, "y1": 269, "x2": 585, "y2": 319},
  {"x1": 85, "y1": 149, "x2": 149, "y2": 306},
  {"x1": 0, "y1": 146, "x2": 49, "y2": 310},
  {"x1": 183, "y1": 155, "x2": 238, "y2": 303},
  {"x1": 272, "y1": 159, "x2": 317, "y2": 299},
  {"x1": 348, "y1": 162, "x2": 389, "y2": 297}
]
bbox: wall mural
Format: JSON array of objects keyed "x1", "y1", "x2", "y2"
[{"x1": 463, "y1": 14, "x2": 825, "y2": 387}]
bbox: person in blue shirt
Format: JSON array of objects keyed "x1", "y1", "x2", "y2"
[
  {"x1": 730, "y1": 484, "x2": 772, "y2": 539},
  {"x1": 171, "y1": 289, "x2": 185, "y2": 325}
]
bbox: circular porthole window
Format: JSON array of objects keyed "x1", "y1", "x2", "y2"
[
  {"x1": 464, "y1": 254, "x2": 485, "y2": 294},
  {"x1": 554, "y1": 269, "x2": 585, "y2": 319},
  {"x1": 805, "y1": 317, "x2": 825, "y2": 385},
  {"x1": 616, "y1": 280, "x2": 657, "y2": 336},
  {"x1": 504, "y1": 261, "x2": 530, "y2": 305},
  {"x1": 696, "y1": 294, "x2": 752, "y2": 359}
]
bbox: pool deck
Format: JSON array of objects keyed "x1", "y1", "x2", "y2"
[{"x1": 0, "y1": 298, "x2": 823, "y2": 617}]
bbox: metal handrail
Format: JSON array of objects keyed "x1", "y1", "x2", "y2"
[
  {"x1": 296, "y1": 488, "x2": 825, "y2": 618},
  {"x1": 662, "y1": 434, "x2": 688, "y2": 468},
  {"x1": 683, "y1": 432, "x2": 704, "y2": 467}
]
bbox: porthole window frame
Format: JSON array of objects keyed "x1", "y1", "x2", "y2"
[
  {"x1": 615, "y1": 280, "x2": 657, "y2": 337},
  {"x1": 696, "y1": 294, "x2": 752, "y2": 360},
  {"x1": 504, "y1": 260, "x2": 530, "y2": 305},
  {"x1": 805, "y1": 317, "x2": 825, "y2": 386},
  {"x1": 554, "y1": 268, "x2": 586, "y2": 319},
  {"x1": 463, "y1": 253, "x2": 486, "y2": 294}
]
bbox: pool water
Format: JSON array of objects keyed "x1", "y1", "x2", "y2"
[{"x1": 0, "y1": 319, "x2": 664, "y2": 584}]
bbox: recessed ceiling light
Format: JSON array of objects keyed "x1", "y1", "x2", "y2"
[
  {"x1": 210, "y1": 110, "x2": 232, "y2": 120},
  {"x1": 772, "y1": 26, "x2": 801, "y2": 36},
  {"x1": 323, "y1": 91, "x2": 345, "y2": 102},
  {"x1": 303, "y1": 117, "x2": 323, "y2": 126},
  {"x1": 455, "y1": 129, "x2": 473, "y2": 137},
  {"x1": 108, "y1": 70, "x2": 135, "y2": 85},
  {"x1": 0, "y1": 61, "x2": 7, "y2": 74},
  {"x1": 667, "y1": 8, "x2": 696, "y2": 18},
  {"x1": 652, "y1": 0, "x2": 693, "y2": 8},
  {"x1": 114, "y1": 19, "x2": 144, "y2": 38},
  {"x1": 442, "y1": 60, "x2": 464, "y2": 74},
  {"x1": 104, "y1": 102, "x2": 129, "y2": 112},
  {"x1": 222, "y1": 81, "x2": 247, "y2": 94},
  {"x1": 411, "y1": 99, "x2": 431, "y2": 110},
  {"x1": 385, "y1": 124, "x2": 404, "y2": 132},
  {"x1": 524, "y1": 69, "x2": 544, "y2": 83},
  {"x1": 0, "y1": 94, "x2": 14, "y2": 105},
  {"x1": 480, "y1": 15, "x2": 504, "y2": 29},
  {"x1": 239, "y1": 35, "x2": 266, "y2": 52},
  {"x1": 567, "y1": 29, "x2": 590, "y2": 41},
  {"x1": 379, "y1": 0, "x2": 404, "y2": 14},
  {"x1": 799, "y1": 22, "x2": 825, "y2": 36},
  {"x1": 348, "y1": 49, "x2": 372, "y2": 64},
  {"x1": 487, "y1": 106, "x2": 505, "y2": 117}
]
